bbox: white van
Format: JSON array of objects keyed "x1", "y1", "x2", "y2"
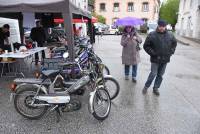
[
  {"x1": 147, "y1": 22, "x2": 158, "y2": 34},
  {"x1": 108, "y1": 25, "x2": 119, "y2": 35},
  {"x1": 0, "y1": 17, "x2": 21, "y2": 43}
]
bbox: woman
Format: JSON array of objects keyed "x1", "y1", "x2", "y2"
[{"x1": 120, "y1": 26, "x2": 142, "y2": 82}]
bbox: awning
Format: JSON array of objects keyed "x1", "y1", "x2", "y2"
[{"x1": 54, "y1": 16, "x2": 97, "y2": 24}]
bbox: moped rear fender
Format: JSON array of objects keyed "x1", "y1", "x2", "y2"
[{"x1": 15, "y1": 83, "x2": 48, "y2": 94}]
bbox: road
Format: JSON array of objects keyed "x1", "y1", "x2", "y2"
[{"x1": 1, "y1": 35, "x2": 200, "y2": 134}]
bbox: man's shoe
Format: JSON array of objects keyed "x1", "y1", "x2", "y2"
[
  {"x1": 142, "y1": 86, "x2": 148, "y2": 94},
  {"x1": 125, "y1": 76, "x2": 129, "y2": 80},
  {"x1": 153, "y1": 88, "x2": 160, "y2": 96},
  {"x1": 132, "y1": 77, "x2": 137, "y2": 83}
]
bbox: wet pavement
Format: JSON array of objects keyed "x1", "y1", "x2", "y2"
[{"x1": 1, "y1": 35, "x2": 200, "y2": 134}]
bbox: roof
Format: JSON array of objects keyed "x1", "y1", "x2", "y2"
[{"x1": 0, "y1": 0, "x2": 91, "y2": 18}]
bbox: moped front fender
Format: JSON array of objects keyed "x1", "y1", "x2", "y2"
[
  {"x1": 103, "y1": 75, "x2": 114, "y2": 79},
  {"x1": 88, "y1": 85, "x2": 104, "y2": 114}
]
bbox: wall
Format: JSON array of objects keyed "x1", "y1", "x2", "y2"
[
  {"x1": 95, "y1": 0, "x2": 160, "y2": 25},
  {"x1": 176, "y1": 0, "x2": 200, "y2": 39}
]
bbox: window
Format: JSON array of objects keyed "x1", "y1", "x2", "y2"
[
  {"x1": 113, "y1": 3, "x2": 120, "y2": 12},
  {"x1": 100, "y1": 3, "x2": 106, "y2": 11},
  {"x1": 142, "y1": 2, "x2": 149, "y2": 12},
  {"x1": 190, "y1": 0, "x2": 193, "y2": 8},
  {"x1": 128, "y1": 2, "x2": 134, "y2": 12},
  {"x1": 181, "y1": 18, "x2": 184, "y2": 29},
  {"x1": 183, "y1": 0, "x2": 186, "y2": 10},
  {"x1": 187, "y1": 16, "x2": 192, "y2": 30},
  {"x1": 154, "y1": 6, "x2": 158, "y2": 13}
]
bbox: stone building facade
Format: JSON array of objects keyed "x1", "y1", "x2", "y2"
[
  {"x1": 94, "y1": 0, "x2": 160, "y2": 25},
  {"x1": 176, "y1": 0, "x2": 200, "y2": 39}
]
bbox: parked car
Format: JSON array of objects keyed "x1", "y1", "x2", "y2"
[
  {"x1": 94, "y1": 23, "x2": 109, "y2": 35},
  {"x1": 147, "y1": 22, "x2": 158, "y2": 34},
  {"x1": 166, "y1": 24, "x2": 173, "y2": 31},
  {"x1": 108, "y1": 25, "x2": 119, "y2": 35}
]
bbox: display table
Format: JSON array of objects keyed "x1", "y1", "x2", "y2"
[{"x1": 0, "y1": 47, "x2": 47, "y2": 77}]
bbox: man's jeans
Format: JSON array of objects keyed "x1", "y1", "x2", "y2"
[
  {"x1": 145, "y1": 63, "x2": 167, "y2": 89},
  {"x1": 125, "y1": 65, "x2": 138, "y2": 78},
  {"x1": 35, "y1": 43, "x2": 45, "y2": 62}
]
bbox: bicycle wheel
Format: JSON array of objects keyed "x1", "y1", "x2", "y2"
[
  {"x1": 92, "y1": 87, "x2": 111, "y2": 120},
  {"x1": 103, "y1": 77, "x2": 120, "y2": 100},
  {"x1": 103, "y1": 65, "x2": 110, "y2": 75}
]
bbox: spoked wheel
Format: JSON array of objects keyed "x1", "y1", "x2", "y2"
[
  {"x1": 14, "y1": 87, "x2": 48, "y2": 120},
  {"x1": 103, "y1": 77, "x2": 120, "y2": 100},
  {"x1": 92, "y1": 87, "x2": 111, "y2": 120},
  {"x1": 103, "y1": 65, "x2": 110, "y2": 75}
]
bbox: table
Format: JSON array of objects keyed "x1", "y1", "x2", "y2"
[
  {"x1": 0, "y1": 47, "x2": 47, "y2": 77},
  {"x1": 0, "y1": 47, "x2": 47, "y2": 58}
]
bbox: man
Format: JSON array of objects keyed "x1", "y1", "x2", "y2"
[
  {"x1": 92, "y1": 24, "x2": 96, "y2": 44},
  {"x1": 142, "y1": 20, "x2": 177, "y2": 96},
  {"x1": 0, "y1": 24, "x2": 10, "y2": 52},
  {"x1": 30, "y1": 21, "x2": 46, "y2": 65},
  {"x1": 76, "y1": 27, "x2": 84, "y2": 37}
]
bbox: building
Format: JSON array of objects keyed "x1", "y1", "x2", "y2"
[
  {"x1": 70, "y1": 0, "x2": 89, "y2": 11},
  {"x1": 94, "y1": 0, "x2": 160, "y2": 25},
  {"x1": 176, "y1": 0, "x2": 200, "y2": 39}
]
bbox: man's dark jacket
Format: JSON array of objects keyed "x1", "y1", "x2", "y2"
[
  {"x1": 143, "y1": 30, "x2": 177, "y2": 63},
  {"x1": 30, "y1": 27, "x2": 46, "y2": 45}
]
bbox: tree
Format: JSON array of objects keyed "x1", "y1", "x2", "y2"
[
  {"x1": 159, "y1": 0, "x2": 180, "y2": 27},
  {"x1": 88, "y1": 0, "x2": 95, "y2": 5},
  {"x1": 97, "y1": 15, "x2": 106, "y2": 24},
  {"x1": 92, "y1": 12, "x2": 106, "y2": 24}
]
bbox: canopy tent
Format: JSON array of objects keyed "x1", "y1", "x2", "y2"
[
  {"x1": 0, "y1": 0, "x2": 91, "y2": 17},
  {"x1": 0, "y1": 0, "x2": 92, "y2": 60}
]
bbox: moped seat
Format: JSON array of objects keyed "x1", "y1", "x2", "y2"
[{"x1": 42, "y1": 70, "x2": 60, "y2": 77}]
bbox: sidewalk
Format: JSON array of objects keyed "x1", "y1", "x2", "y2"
[{"x1": 175, "y1": 34, "x2": 200, "y2": 46}]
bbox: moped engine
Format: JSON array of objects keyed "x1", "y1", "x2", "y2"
[{"x1": 35, "y1": 94, "x2": 70, "y2": 104}]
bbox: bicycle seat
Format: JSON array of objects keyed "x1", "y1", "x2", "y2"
[{"x1": 42, "y1": 70, "x2": 60, "y2": 77}]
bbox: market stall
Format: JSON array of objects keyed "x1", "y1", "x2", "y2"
[{"x1": 0, "y1": 0, "x2": 92, "y2": 61}]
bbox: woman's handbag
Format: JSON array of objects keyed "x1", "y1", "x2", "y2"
[{"x1": 136, "y1": 42, "x2": 141, "y2": 51}]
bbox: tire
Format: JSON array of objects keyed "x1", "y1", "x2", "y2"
[
  {"x1": 14, "y1": 86, "x2": 48, "y2": 120},
  {"x1": 103, "y1": 65, "x2": 110, "y2": 75},
  {"x1": 98, "y1": 77, "x2": 120, "y2": 100},
  {"x1": 92, "y1": 87, "x2": 111, "y2": 120}
]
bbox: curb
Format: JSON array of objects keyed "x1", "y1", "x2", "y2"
[{"x1": 176, "y1": 38, "x2": 190, "y2": 46}]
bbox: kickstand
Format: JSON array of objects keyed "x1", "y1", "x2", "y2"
[
  {"x1": 44, "y1": 105, "x2": 62, "y2": 123},
  {"x1": 55, "y1": 107, "x2": 62, "y2": 123}
]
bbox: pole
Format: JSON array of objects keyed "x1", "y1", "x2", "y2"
[{"x1": 63, "y1": 1, "x2": 74, "y2": 62}]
